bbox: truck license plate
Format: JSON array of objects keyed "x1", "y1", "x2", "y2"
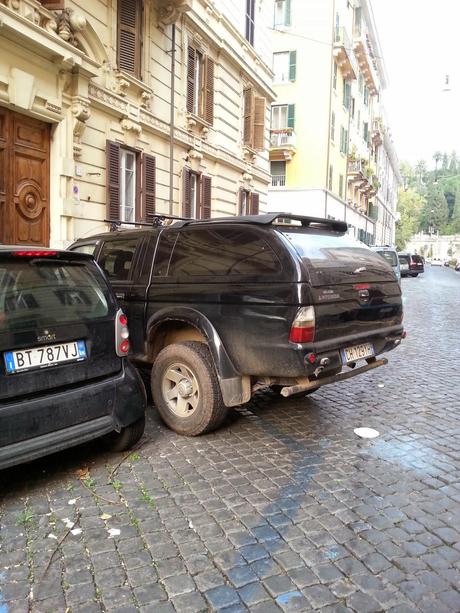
[
  {"x1": 342, "y1": 343, "x2": 374, "y2": 364},
  {"x1": 4, "y1": 341, "x2": 87, "y2": 374}
]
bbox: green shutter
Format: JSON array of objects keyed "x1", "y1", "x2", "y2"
[
  {"x1": 285, "y1": 0, "x2": 291, "y2": 26},
  {"x1": 287, "y1": 104, "x2": 295, "y2": 129},
  {"x1": 289, "y1": 50, "x2": 296, "y2": 81}
]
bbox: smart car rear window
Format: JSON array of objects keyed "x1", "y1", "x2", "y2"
[{"x1": 0, "y1": 259, "x2": 110, "y2": 332}]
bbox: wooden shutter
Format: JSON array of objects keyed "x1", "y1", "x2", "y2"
[
  {"x1": 287, "y1": 104, "x2": 295, "y2": 129},
  {"x1": 201, "y1": 176, "x2": 212, "y2": 219},
  {"x1": 142, "y1": 154, "x2": 156, "y2": 220},
  {"x1": 106, "y1": 140, "x2": 120, "y2": 221},
  {"x1": 186, "y1": 46, "x2": 196, "y2": 114},
  {"x1": 289, "y1": 50, "x2": 297, "y2": 81},
  {"x1": 182, "y1": 168, "x2": 191, "y2": 217},
  {"x1": 118, "y1": 0, "x2": 142, "y2": 78},
  {"x1": 285, "y1": 0, "x2": 292, "y2": 26},
  {"x1": 238, "y1": 189, "x2": 245, "y2": 215},
  {"x1": 204, "y1": 56, "x2": 214, "y2": 124},
  {"x1": 253, "y1": 97, "x2": 266, "y2": 151},
  {"x1": 243, "y1": 88, "x2": 254, "y2": 146},
  {"x1": 250, "y1": 192, "x2": 259, "y2": 215}
]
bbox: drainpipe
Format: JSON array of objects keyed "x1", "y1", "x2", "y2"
[
  {"x1": 169, "y1": 23, "x2": 176, "y2": 215},
  {"x1": 324, "y1": 0, "x2": 336, "y2": 218}
]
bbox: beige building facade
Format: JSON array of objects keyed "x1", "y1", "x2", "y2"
[
  {"x1": 267, "y1": 0, "x2": 400, "y2": 245},
  {"x1": 0, "y1": 0, "x2": 275, "y2": 248}
]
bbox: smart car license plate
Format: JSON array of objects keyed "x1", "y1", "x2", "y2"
[
  {"x1": 4, "y1": 341, "x2": 87, "y2": 374},
  {"x1": 342, "y1": 343, "x2": 374, "y2": 364}
]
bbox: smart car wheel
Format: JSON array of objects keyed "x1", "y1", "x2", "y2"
[
  {"x1": 102, "y1": 415, "x2": 145, "y2": 452},
  {"x1": 152, "y1": 341, "x2": 228, "y2": 436}
]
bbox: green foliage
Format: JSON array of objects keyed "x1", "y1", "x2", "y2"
[
  {"x1": 452, "y1": 184, "x2": 460, "y2": 233},
  {"x1": 395, "y1": 188, "x2": 425, "y2": 250}
]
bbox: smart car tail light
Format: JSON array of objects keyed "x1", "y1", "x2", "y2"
[
  {"x1": 115, "y1": 309, "x2": 130, "y2": 356},
  {"x1": 289, "y1": 306, "x2": 316, "y2": 343}
]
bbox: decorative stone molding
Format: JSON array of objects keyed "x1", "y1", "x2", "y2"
[
  {"x1": 72, "y1": 98, "x2": 90, "y2": 158},
  {"x1": 242, "y1": 145, "x2": 257, "y2": 164},
  {"x1": 157, "y1": 0, "x2": 192, "y2": 25},
  {"x1": 89, "y1": 83, "x2": 129, "y2": 114},
  {"x1": 56, "y1": 8, "x2": 86, "y2": 45},
  {"x1": 44, "y1": 100, "x2": 62, "y2": 114},
  {"x1": 114, "y1": 74, "x2": 130, "y2": 96},
  {"x1": 140, "y1": 90, "x2": 152, "y2": 110},
  {"x1": 120, "y1": 118, "x2": 142, "y2": 136}
]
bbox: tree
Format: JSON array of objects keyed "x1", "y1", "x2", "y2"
[
  {"x1": 442, "y1": 152, "x2": 449, "y2": 173},
  {"x1": 419, "y1": 184, "x2": 449, "y2": 233},
  {"x1": 414, "y1": 160, "x2": 427, "y2": 189},
  {"x1": 449, "y1": 150, "x2": 458, "y2": 175},
  {"x1": 452, "y1": 183, "x2": 460, "y2": 233},
  {"x1": 433, "y1": 151, "x2": 442, "y2": 177},
  {"x1": 395, "y1": 187, "x2": 425, "y2": 250}
]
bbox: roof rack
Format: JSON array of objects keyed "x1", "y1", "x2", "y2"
[
  {"x1": 105, "y1": 214, "x2": 192, "y2": 231},
  {"x1": 171, "y1": 213, "x2": 348, "y2": 233}
]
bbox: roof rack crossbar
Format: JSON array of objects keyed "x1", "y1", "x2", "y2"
[{"x1": 105, "y1": 214, "x2": 193, "y2": 230}]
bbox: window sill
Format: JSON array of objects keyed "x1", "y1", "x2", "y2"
[
  {"x1": 186, "y1": 113, "x2": 212, "y2": 136},
  {"x1": 114, "y1": 71, "x2": 153, "y2": 108}
]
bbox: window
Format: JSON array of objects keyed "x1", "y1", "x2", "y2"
[
  {"x1": 239, "y1": 190, "x2": 260, "y2": 215},
  {"x1": 245, "y1": 0, "x2": 255, "y2": 46},
  {"x1": 358, "y1": 73, "x2": 363, "y2": 94},
  {"x1": 187, "y1": 45, "x2": 214, "y2": 124},
  {"x1": 339, "y1": 174, "x2": 344, "y2": 199},
  {"x1": 274, "y1": 0, "x2": 291, "y2": 26},
  {"x1": 243, "y1": 88, "x2": 266, "y2": 150},
  {"x1": 340, "y1": 126, "x2": 348, "y2": 154},
  {"x1": 354, "y1": 6, "x2": 362, "y2": 37},
  {"x1": 168, "y1": 229, "x2": 281, "y2": 278},
  {"x1": 183, "y1": 169, "x2": 212, "y2": 219},
  {"x1": 364, "y1": 85, "x2": 369, "y2": 106},
  {"x1": 106, "y1": 141, "x2": 156, "y2": 222},
  {"x1": 330, "y1": 111, "x2": 335, "y2": 142},
  {"x1": 333, "y1": 62, "x2": 337, "y2": 90},
  {"x1": 98, "y1": 239, "x2": 140, "y2": 282},
  {"x1": 343, "y1": 79, "x2": 351, "y2": 110},
  {"x1": 351, "y1": 97, "x2": 355, "y2": 119},
  {"x1": 363, "y1": 121, "x2": 369, "y2": 143},
  {"x1": 70, "y1": 243, "x2": 98, "y2": 256},
  {"x1": 117, "y1": 0, "x2": 142, "y2": 78},
  {"x1": 271, "y1": 104, "x2": 295, "y2": 130},
  {"x1": 273, "y1": 51, "x2": 296, "y2": 82},
  {"x1": 271, "y1": 161, "x2": 286, "y2": 187},
  {"x1": 328, "y1": 165, "x2": 333, "y2": 191}
]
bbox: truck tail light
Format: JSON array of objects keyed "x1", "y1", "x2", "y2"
[
  {"x1": 289, "y1": 306, "x2": 316, "y2": 343},
  {"x1": 115, "y1": 309, "x2": 130, "y2": 356}
]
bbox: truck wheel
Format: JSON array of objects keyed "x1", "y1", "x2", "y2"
[
  {"x1": 102, "y1": 415, "x2": 145, "y2": 452},
  {"x1": 151, "y1": 341, "x2": 228, "y2": 436}
]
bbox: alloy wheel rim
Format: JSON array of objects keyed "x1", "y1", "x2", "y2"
[{"x1": 162, "y1": 362, "x2": 200, "y2": 417}]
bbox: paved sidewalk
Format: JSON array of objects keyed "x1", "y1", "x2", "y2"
[{"x1": 1, "y1": 268, "x2": 460, "y2": 612}]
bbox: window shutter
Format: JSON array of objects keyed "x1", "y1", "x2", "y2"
[
  {"x1": 243, "y1": 88, "x2": 254, "y2": 146},
  {"x1": 186, "y1": 46, "x2": 196, "y2": 114},
  {"x1": 142, "y1": 154, "x2": 156, "y2": 220},
  {"x1": 289, "y1": 50, "x2": 297, "y2": 81},
  {"x1": 118, "y1": 0, "x2": 141, "y2": 77},
  {"x1": 285, "y1": 0, "x2": 291, "y2": 26},
  {"x1": 250, "y1": 192, "x2": 259, "y2": 215},
  {"x1": 204, "y1": 56, "x2": 214, "y2": 124},
  {"x1": 253, "y1": 97, "x2": 266, "y2": 150},
  {"x1": 182, "y1": 168, "x2": 191, "y2": 217},
  {"x1": 201, "y1": 176, "x2": 212, "y2": 219},
  {"x1": 238, "y1": 189, "x2": 245, "y2": 215},
  {"x1": 287, "y1": 104, "x2": 295, "y2": 129},
  {"x1": 106, "y1": 140, "x2": 120, "y2": 221}
]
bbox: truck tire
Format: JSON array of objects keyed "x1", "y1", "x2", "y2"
[
  {"x1": 102, "y1": 415, "x2": 145, "y2": 452},
  {"x1": 151, "y1": 341, "x2": 228, "y2": 436}
]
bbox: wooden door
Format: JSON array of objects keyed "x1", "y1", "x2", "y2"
[{"x1": 0, "y1": 108, "x2": 50, "y2": 246}]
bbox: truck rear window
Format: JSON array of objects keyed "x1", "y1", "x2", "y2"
[
  {"x1": 281, "y1": 230, "x2": 394, "y2": 285},
  {"x1": 0, "y1": 259, "x2": 110, "y2": 332},
  {"x1": 376, "y1": 250, "x2": 398, "y2": 267}
]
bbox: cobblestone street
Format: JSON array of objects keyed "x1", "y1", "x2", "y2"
[{"x1": 1, "y1": 266, "x2": 460, "y2": 613}]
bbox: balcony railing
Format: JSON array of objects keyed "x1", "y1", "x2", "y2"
[
  {"x1": 270, "y1": 128, "x2": 296, "y2": 148},
  {"x1": 348, "y1": 159, "x2": 366, "y2": 175},
  {"x1": 333, "y1": 27, "x2": 358, "y2": 80},
  {"x1": 271, "y1": 174, "x2": 286, "y2": 187}
]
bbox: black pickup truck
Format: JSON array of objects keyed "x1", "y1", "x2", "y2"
[{"x1": 70, "y1": 213, "x2": 404, "y2": 435}]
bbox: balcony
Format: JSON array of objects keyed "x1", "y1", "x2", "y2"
[
  {"x1": 333, "y1": 27, "x2": 358, "y2": 81},
  {"x1": 269, "y1": 128, "x2": 297, "y2": 161},
  {"x1": 348, "y1": 159, "x2": 366, "y2": 176},
  {"x1": 271, "y1": 174, "x2": 286, "y2": 187},
  {"x1": 353, "y1": 35, "x2": 378, "y2": 96},
  {"x1": 371, "y1": 117, "x2": 384, "y2": 146}
]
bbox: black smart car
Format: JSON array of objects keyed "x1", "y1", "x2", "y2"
[
  {"x1": 70, "y1": 213, "x2": 404, "y2": 436},
  {"x1": 0, "y1": 247, "x2": 146, "y2": 469}
]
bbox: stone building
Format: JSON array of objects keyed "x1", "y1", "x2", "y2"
[{"x1": 0, "y1": 0, "x2": 275, "y2": 248}]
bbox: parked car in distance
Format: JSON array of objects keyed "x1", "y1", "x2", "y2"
[
  {"x1": 455, "y1": 262, "x2": 460, "y2": 272},
  {"x1": 431, "y1": 258, "x2": 442, "y2": 266},
  {"x1": 398, "y1": 252, "x2": 424, "y2": 277},
  {"x1": 70, "y1": 213, "x2": 404, "y2": 436},
  {"x1": 0, "y1": 247, "x2": 146, "y2": 470},
  {"x1": 370, "y1": 246, "x2": 401, "y2": 281}
]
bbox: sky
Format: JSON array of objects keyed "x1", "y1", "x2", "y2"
[{"x1": 371, "y1": 0, "x2": 460, "y2": 169}]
